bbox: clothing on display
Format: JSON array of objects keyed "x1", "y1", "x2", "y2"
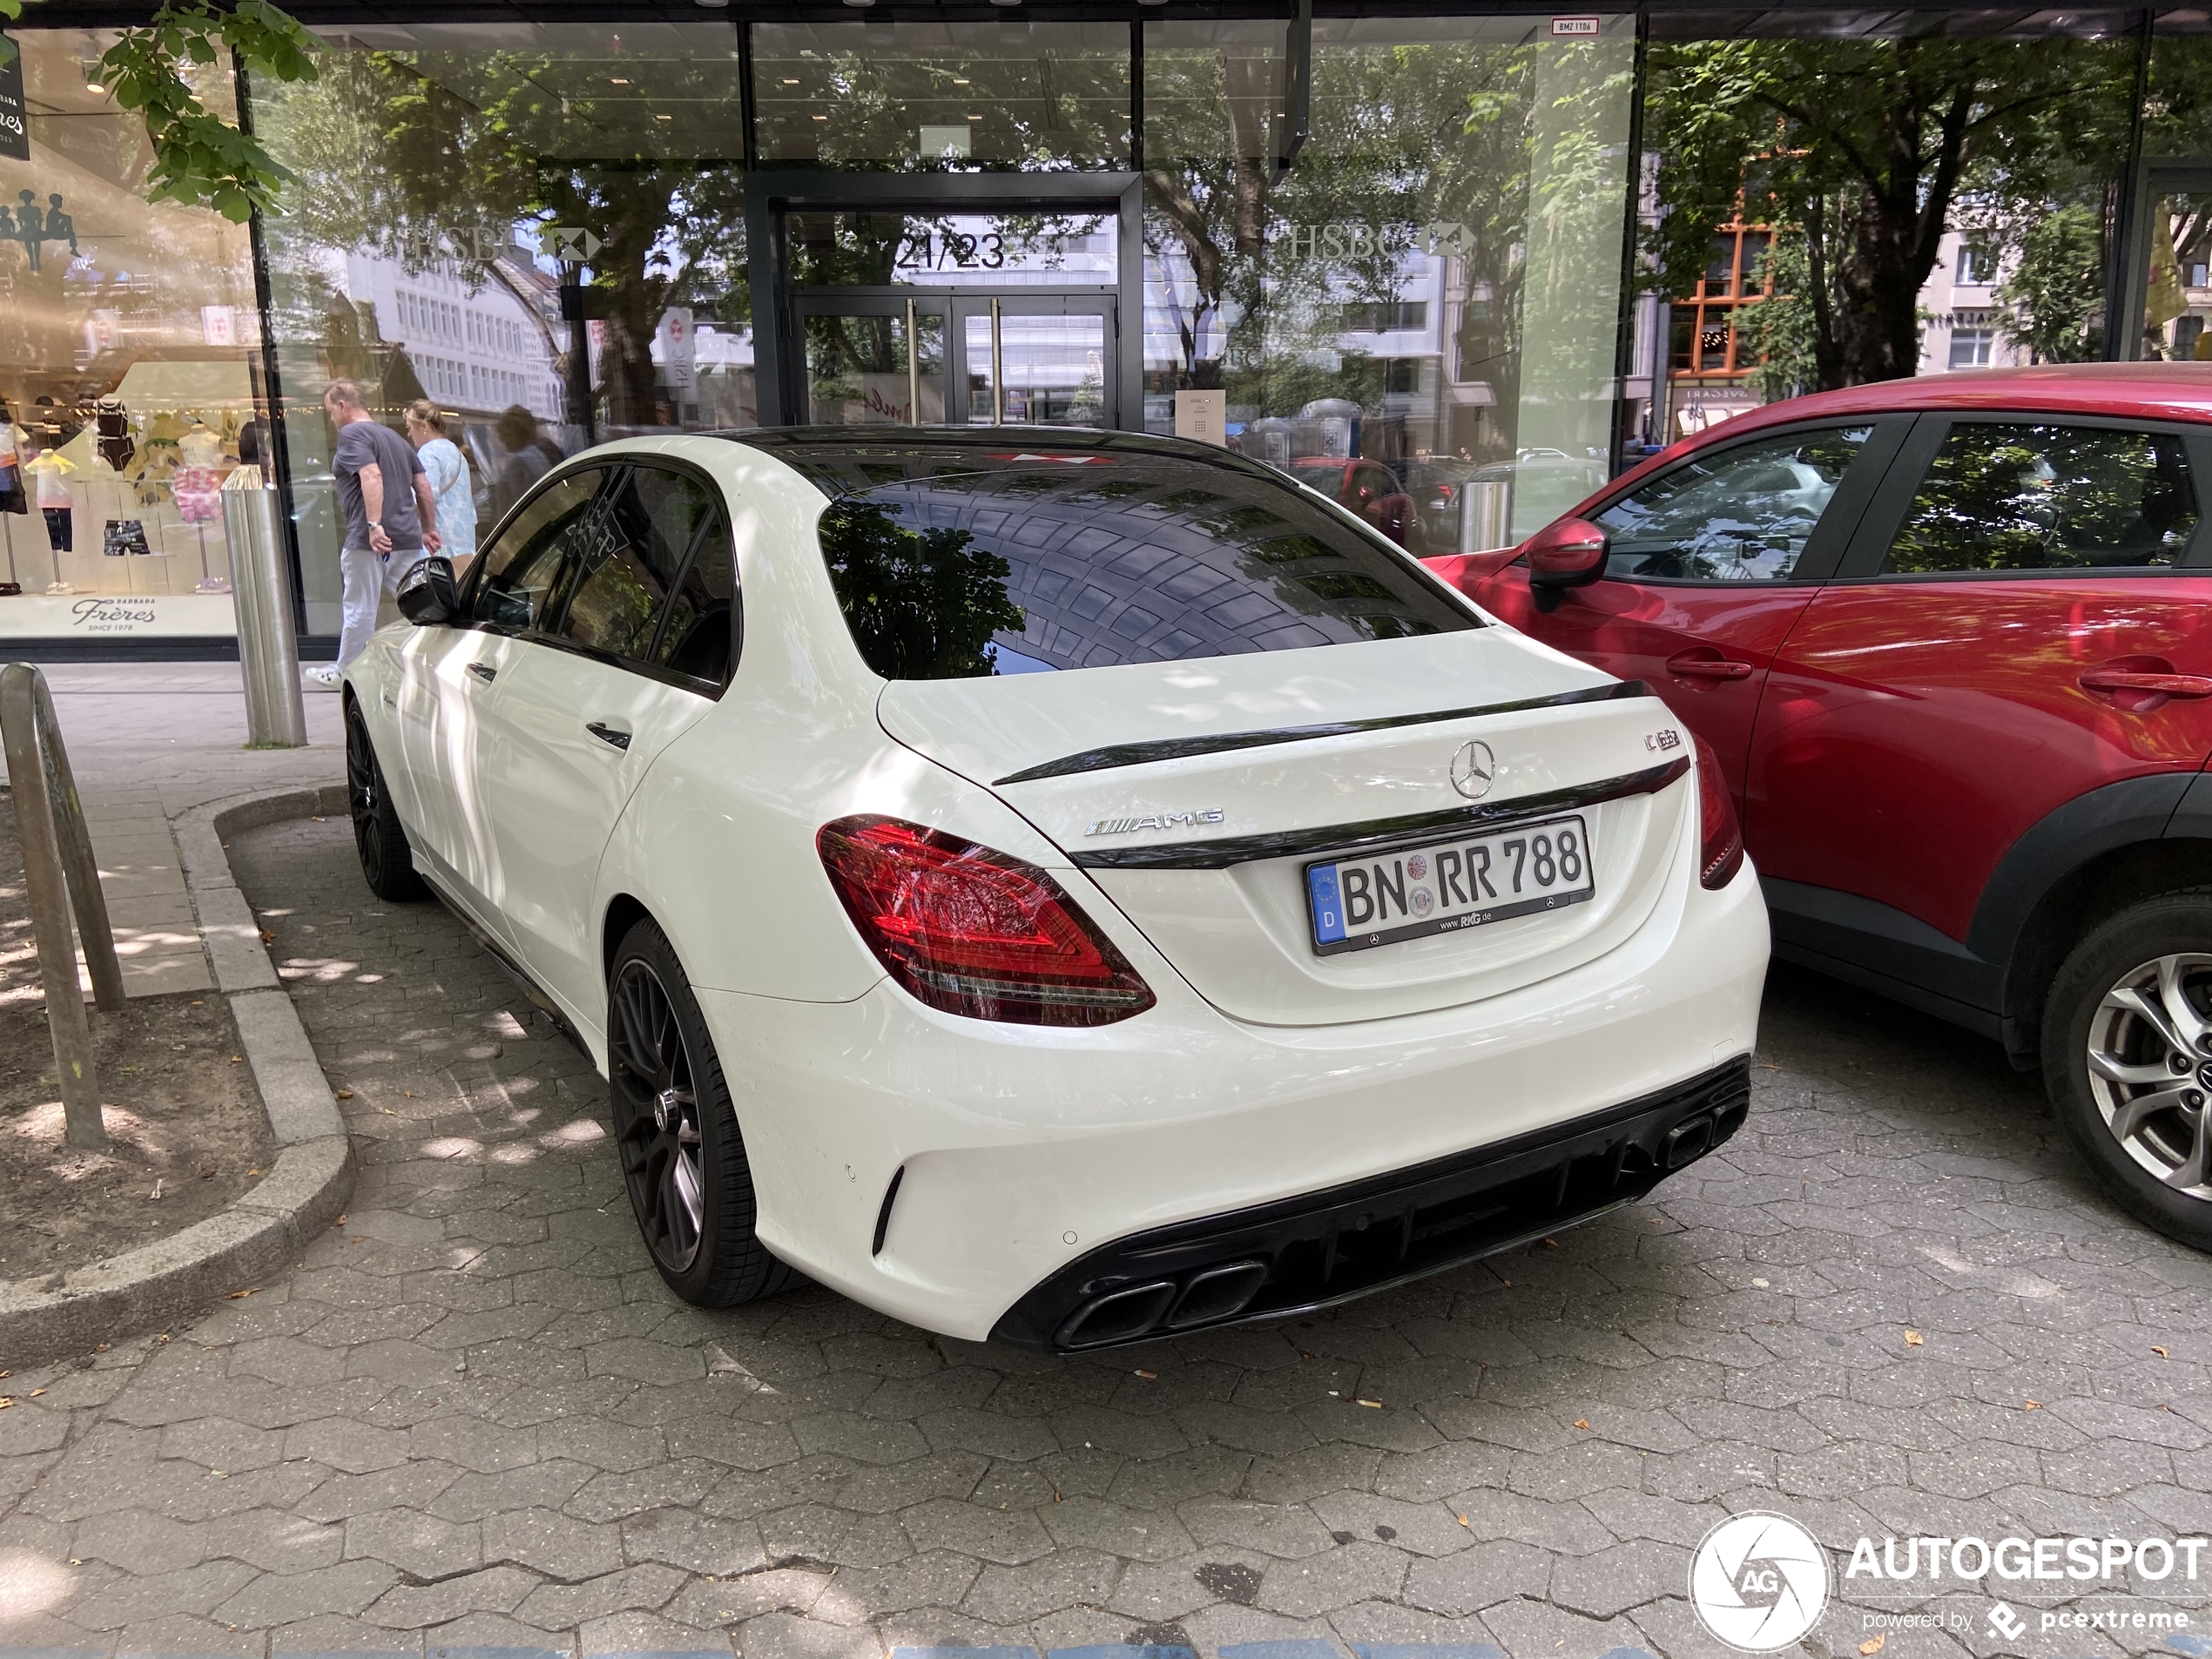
[
  {"x1": 94, "y1": 397, "x2": 135, "y2": 473},
  {"x1": 101, "y1": 519, "x2": 152, "y2": 556},
  {"x1": 25, "y1": 450, "x2": 75, "y2": 551}
]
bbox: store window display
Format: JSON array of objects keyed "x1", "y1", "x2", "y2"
[{"x1": 0, "y1": 30, "x2": 262, "y2": 639}]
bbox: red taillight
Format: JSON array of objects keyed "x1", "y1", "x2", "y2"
[
  {"x1": 1694, "y1": 735, "x2": 1744, "y2": 890},
  {"x1": 816, "y1": 815, "x2": 1156, "y2": 1027}
]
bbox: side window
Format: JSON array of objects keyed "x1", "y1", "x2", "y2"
[
  {"x1": 546, "y1": 465, "x2": 722, "y2": 665},
  {"x1": 651, "y1": 516, "x2": 737, "y2": 687},
  {"x1": 1883, "y1": 422, "x2": 2201, "y2": 574},
  {"x1": 469, "y1": 469, "x2": 606, "y2": 631},
  {"x1": 1594, "y1": 426, "x2": 1873, "y2": 583}
]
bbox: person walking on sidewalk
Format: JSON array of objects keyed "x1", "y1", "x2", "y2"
[
  {"x1": 405, "y1": 398, "x2": 476, "y2": 570},
  {"x1": 307, "y1": 381, "x2": 439, "y2": 691}
]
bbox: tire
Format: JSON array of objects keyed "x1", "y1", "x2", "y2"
[
  {"x1": 607, "y1": 915, "x2": 792, "y2": 1306},
  {"x1": 344, "y1": 696, "x2": 428, "y2": 902},
  {"x1": 2042, "y1": 891, "x2": 2212, "y2": 1252}
]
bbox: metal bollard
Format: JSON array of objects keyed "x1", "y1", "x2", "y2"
[
  {"x1": 0, "y1": 662, "x2": 125, "y2": 1149},
  {"x1": 1457, "y1": 480, "x2": 1514, "y2": 553},
  {"x1": 222, "y1": 467, "x2": 307, "y2": 748}
]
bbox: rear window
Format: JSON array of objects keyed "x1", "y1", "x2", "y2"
[{"x1": 801, "y1": 452, "x2": 1477, "y2": 681}]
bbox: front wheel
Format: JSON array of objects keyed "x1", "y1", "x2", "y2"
[
  {"x1": 2043, "y1": 894, "x2": 2212, "y2": 1252},
  {"x1": 344, "y1": 697, "x2": 428, "y2": 901},
  {"x1": 608, "y1": 916, "x2": 792, "y2": 1306}
]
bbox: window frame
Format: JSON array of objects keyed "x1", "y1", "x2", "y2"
[
  {"x1": 454, "y1": 456, "x2": 743, "y2": 696},
  {"x1": 457, "y1": 462, "x2": 612, "y2": 637},
  {"x1": 1568, "y1": 415, "x2": 1913, "y2": 590},
  {"x1": 1830, "y1": 411, "x2": 2212, "y2": 583}
]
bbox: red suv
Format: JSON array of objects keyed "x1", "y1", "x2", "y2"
[{"x1": 1432, "y1": 364, "x2": 2212, "y2": 1249}]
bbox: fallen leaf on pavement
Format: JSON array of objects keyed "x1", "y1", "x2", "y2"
[
  {"x1": 1457, "y1": 1514, "x2": 1470, "y2": 1527},
  {"x1": 1860, "y1": 1636, "x2": 1885, "y2": 1656},
  {"x1": 335, "y1": 1090, "x2": 354, "y2": 1100},
  {"x1": 2024, "y1": 1399, "x2": 2041, "y2": 1410},
  {"x1": 225, "y1": 1287, "x2": 260, "y2": 1299},
  {"x1": 1574, "y1": 1419, "x2": 1592, "y2": 1431},
  {"x1": 1904, "y1": 1330, "x2": 1925, "y2": 1346},
  {"x1": 2154, "y1": 1345, "x2": 2170, "y2": 1358}
]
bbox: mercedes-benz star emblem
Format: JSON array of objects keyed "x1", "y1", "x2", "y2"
[{"x1": 1450, "y1": 739, "x2": 1497, "y2": 800}]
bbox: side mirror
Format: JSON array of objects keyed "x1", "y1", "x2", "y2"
[
  {"x1": 396, "y1": 556, "x2": 460, "y2": 625},
  {"x1": 1523, "y1": 516, "x2": 1609, "y2": 613}
]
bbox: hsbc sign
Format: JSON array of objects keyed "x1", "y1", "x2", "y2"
[{"x1": 1272, "y1": 220, "x2": 1477, "y2": 261}]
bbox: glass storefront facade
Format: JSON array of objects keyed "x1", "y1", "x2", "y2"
[{"x1": 0, "y1": 4, "x2": 2202, "y2": 651}]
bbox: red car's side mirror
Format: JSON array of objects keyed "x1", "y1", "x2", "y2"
[{"x1": 1523, "y1": 516, "x2": 1610, "y2": 613}]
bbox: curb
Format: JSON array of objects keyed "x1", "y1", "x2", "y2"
[{"x1": 0, "y1": 783, "x2": 356, "y2": 1368}]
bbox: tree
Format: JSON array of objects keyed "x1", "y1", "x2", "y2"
[
  {"x1": 1991, "y1": 203, "x2": 2105, "y2": 363},
  {"x1": 1649, "y1": 35, "x2": 2134, "y2": 388},
  {"x1": 1737, "y1": 234, "x2": 1817, "y2": 401},
  {"x1": 0, "y1": 0, "x2": 318, "y2": 221}
]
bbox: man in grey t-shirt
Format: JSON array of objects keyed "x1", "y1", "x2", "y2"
[{"x1": 308, "y1": 380, "x2": 441, "y2": 689}]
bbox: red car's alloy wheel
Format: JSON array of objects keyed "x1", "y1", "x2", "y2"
[{"x1": 2085, "y1": 951, "x2": 2212, "y2": 1197}]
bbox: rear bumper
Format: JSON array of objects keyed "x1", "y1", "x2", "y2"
[
  {"x1": 693, "y1": 838, "x2": 1767, "y2": 1343},
  {"x1": 990, "y1": 1056, "x2": 1750, "y2": 1351}
]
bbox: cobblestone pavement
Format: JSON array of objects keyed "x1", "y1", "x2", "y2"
[{"x1": 4, "y1": 815, "x2": 2212, "y2": 1659}]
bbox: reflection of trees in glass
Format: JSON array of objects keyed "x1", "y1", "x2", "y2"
[
  {"x1": 1143, "y1": 31, "x2": 1622, "y2": 458},
  {"x1": 255, "y1": 38, "x2": 752, "y2": 429},
  {"x1": 817, "y1": 500, "x2": 1027, "y2": 679},
  {"x1": 1990, "y1": 204, "x2": 2105, "y2": 364},
  {"x1": 1887, "y1": 427, "x2": 2200, "y2": 573},
  {"x1": 1737, "y1": 235, "x2": 1816, "y2": 401},
  {"x1": 1650, "y1": 36, "x2": 2134, "y2": 388}
]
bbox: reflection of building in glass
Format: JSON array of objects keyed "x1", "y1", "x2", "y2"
[{"x1": 1660, "y1": 221, "x2": 1777, "y2": 440}]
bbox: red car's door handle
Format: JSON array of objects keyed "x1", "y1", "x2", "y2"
[
  {"x1": 1667, "y1": 651, "x2": 1755, "y2": 681},
  {"x1": 2079, "y1": 668, "x2": 2212, "y2": 699}
]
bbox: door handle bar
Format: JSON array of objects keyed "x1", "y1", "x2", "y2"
[
  {"x1": 1667, "y1": 656, "x2": 1755, "y2": 682},
  {"x1": 586, "y1": 721, "x2": 631, "y2": 751},
  {"x1": 465, "y1": 661, "x2": 497, "y2": 684},
  {"x1": 2080, "y1": 669, "x2": 2212, "y2": 699}
]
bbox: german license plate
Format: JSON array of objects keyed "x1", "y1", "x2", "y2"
[{"x1": 1305, "y1": 814, "x2": 1595, "y2": 956}]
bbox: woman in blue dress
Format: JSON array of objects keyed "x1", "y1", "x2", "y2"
[{"x1": 405, "y1": 399, "x2": 476, "y2": 570}]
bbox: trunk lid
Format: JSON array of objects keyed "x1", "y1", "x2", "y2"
[{"x1": 878, "y1": 631, "x2": 1695, "y2": 1027}]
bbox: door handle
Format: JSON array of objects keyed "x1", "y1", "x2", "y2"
[
  {"x1": 465, "y1": 661, "x2": 497, "y2": 684},
  {"x1": 586, "y1": 721, "x2": 631, "y2": 751},
  {"x1": 2079, "y1": 668, "x2": 2212, "y2": 699},
  {"x1": 1666, "y1": 651, "x2": 1755, "y2": 682}
]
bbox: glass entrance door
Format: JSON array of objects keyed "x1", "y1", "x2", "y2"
[
  {"x1": 954, "y1": 297, "x2": 1114, "y2": 428},
  {"x1": 797, "y1": 297, "x2": 948, "y2": 426},
  {"x1": 793, "y1": 291, "x2": 1115, "y2": 428}
]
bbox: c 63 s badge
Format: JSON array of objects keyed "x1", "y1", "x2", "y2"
[{"x1": 1085, "y1": 809, "x2": 1225, "y2": 838}]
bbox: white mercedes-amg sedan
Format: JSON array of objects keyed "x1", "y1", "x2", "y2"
[{"x1": 341, "y1": 427, "x2": 1768, "y2": 1351}]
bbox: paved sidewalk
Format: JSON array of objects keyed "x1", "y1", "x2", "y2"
[
  {"x1": 3, "y1": 663, "x2": 344, "y2": 1000},
  {"x1": 1, "y1": 804, "x2": 2209, "y2": 1659},
  {"x1": 2, "y1": 664, "x2": 2210, "y2": 1659}
]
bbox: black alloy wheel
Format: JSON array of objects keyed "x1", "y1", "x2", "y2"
[
  {"x1": 344, "y1": 697, "x2": 428, "y2": 901},
  {"x1": 608, "y1": 916, "x2": 791, "y2": 1305},
  {"x1": 2044, "y1": 892, "x2": 2212, "y2": 1253}
]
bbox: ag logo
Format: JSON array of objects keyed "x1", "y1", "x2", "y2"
[{"x1": 1689, "y1": 1511, "x2": 1830, "y2": 1652}]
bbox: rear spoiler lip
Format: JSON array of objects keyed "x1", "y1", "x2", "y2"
[
  {"x1": 1069, "y1": 754, "x2": 1692, "y2": 873},
  {"x1": 994, "y1": 679, "x2": 1652, "y2": 788}
]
